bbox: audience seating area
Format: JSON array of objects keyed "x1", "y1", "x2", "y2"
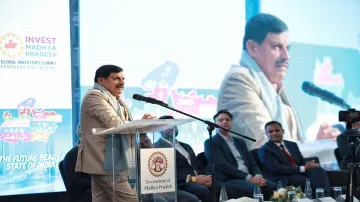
[
  {"x1": 196, "y1": 150, "x2": 358, "y2": 198},
  {"x1": 58, "y1": 147, "x2": 360, "y2": 201}
]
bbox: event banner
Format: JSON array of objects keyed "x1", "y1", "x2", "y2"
[{"x1": 0, "y1": 0, "x2": 72, "y2": 196}]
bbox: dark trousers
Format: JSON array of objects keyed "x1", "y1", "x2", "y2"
[
  {"x1": 142, "y1": 190, "x2": 199, "y2": 202},
  {"x1": 179, "y1": 181, "x2": 248, "y2": 202},
  {"x1": 224, "y1": 179, "x2": 277, "y2": 200},
  {"x1": 179, "y1": 183, "x2": 212, "y2": 202},
  {"x1": 287, "y1": 167, "x2": 330, "y2": 196}
]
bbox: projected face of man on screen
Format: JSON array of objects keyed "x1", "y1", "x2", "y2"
[
  {"x1": 246, "y1": 25, "x2": 290, "y2": 91},
  {"x1": 248, "y1": 32, "x2": 289, "y2": 86}
]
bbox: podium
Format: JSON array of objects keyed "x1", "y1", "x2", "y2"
[{"x1": 92, "y1": 118, "x2": 194, "y2": 202}]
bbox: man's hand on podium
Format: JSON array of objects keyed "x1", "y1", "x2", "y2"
[{"x1": 141, "y1": 113, "x2": 156, "y2": 120}]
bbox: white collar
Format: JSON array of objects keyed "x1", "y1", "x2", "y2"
[
  {"x1": 274, "y1": 141, "x2": 285, "y2": 147},
  {"x1": 219, "y1": 133, "x2": 232, "y2": 141},
  {"x1": 161, "y1": 137, "x2": 178, "y2": 146}
]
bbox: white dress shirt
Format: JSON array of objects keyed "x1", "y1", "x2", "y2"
[
  {"x1": 160, "y1": 137, "x2": 198, "y2": 181},
  {"x1": 275, "y1": 141, "x2": 305, "y2": 172},
  {"x1": 219, "y1": 133, "x2": 252, "y2": 180},
  {"x1": 161, "y1": 137, "x2": 191, "y2": 165}
]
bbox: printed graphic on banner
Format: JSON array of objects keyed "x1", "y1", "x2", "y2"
[
  {"x1": 140, "y1": 148, "x2": 175, "y2": 194},
  {"x1": 0, "y1": 32, "x2": 58, "y2": 70},
  {"x1": 0, "y1": 97, "x2": 65, "y2": 174},
  {"x1": 0, "y1": 98, "x2": 62, "y2": 144},
  {"x1": 0, "y1": 154, "x2": 62, "y2": 171},
  {"x1": 0, "y1": 0, "x2": 72, "y2": 196},
  {"x1": 0, "y1": 107, "x2": 71, "y2": 196}
]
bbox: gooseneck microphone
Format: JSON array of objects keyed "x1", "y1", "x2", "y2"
[
  {"x1": 132, "y1": 94, "x2": 168, "y2": 106},
  {"x1": 301, "y1": 81, "x2": 351, "y2": 109}
]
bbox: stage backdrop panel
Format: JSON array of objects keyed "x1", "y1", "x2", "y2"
[
  {"x1": 79, "y1": 0, "x2": 246, "y2": 155},
  {"x1": 0, "y1": 0, "x2": 72, "y2": 196},
  {"x1": 80, "y1": 0, "x2": 360, "y2": 168}
]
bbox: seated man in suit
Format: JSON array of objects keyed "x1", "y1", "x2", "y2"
[
  {"x1": 154, "y1": 115, "x2": 212, "y2": 202},
  {"x1": 258, "y1": 121, "x2": 330, "y2": 195},
  {"x1": 140, "y1": 133, "x2": 200, "y2": 202},
  {"x1": 154, "y1": 115, "x2": 247, "y2": 202},
  {"x1": 336, "y1": 122, "x2": 360, "y2": 170},
  {"x1": 204, "y1": 109, "x2": 277, "y2": 200}
]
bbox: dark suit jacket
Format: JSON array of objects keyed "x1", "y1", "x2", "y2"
[
  {"x1": 153, "y1": 138, "x2": 206, "y2": 184},
  {"x1": 63, "y1": 146, "x2": 91, "y2": 202},
  {"x1": 204, "y1": 134, "x2": 260, "y2": 182},
  {"x1": 258, "y1": 140, "x2": 305, "y2": 182},
  {"x1": 337, "y1": 132, "x2": 360, "y2": 170}
]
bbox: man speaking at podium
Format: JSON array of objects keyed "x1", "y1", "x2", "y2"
[
  {"x1": 217, "y1": 13, "x2": 340, "y2": 150},
  {"x1": 75, "y1": 65, "x2": 155, "y2": 202}
]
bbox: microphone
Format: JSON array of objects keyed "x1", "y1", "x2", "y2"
[
  {"x1": 132, "y1": 94, "x2": 168, "y2": 106},
  {"x1": 301, "y1": 81, "x2": 351, "y2": 109}
]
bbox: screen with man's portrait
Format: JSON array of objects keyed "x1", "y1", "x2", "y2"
[{"x1": 79, "y1": 0, "x2": 360, "y2": 169}]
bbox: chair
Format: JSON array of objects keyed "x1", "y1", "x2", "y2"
[
  {"x1": 334, "y1": 148, "x2": 342, "y2": 167},
  {"x1": 304, "y1": 156, "x2": 320, "y2": 164},
  {"x1": 196, "y1": 152, "x2": 207, "y2": 168},
  {"x1": 250, "y1": 149, "x2": 264, "y2": 173},
  {"x1": 59, "y1": 160, "x2": 68, "y2": 191},
  {"x1": 62, "y1": 146, "x2": 92, "y2": 202}
]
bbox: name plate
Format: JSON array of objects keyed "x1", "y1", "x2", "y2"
[
  {"x1": 140, "y1": 148, "x2": 176, "y2": 194},
  {"x1": 317, "y1": 197, "x2": 336, "y2": 202},
  {"x1": 339, "y1": 195, "x2": 359, "y2": 202},
  {"x1": 297, "y1": 198, "x2": 313, "y2": 202}
]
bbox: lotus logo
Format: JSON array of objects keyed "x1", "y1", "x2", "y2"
[{"x1": 0, "y1": 33, "x2": 24, "y2": 58}]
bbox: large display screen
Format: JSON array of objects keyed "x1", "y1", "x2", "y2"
[
  {"x1": 260, "y1": 0, "x2": 360, "y2": 167},
  {"x1": 261, "y1": 0, "x2": 360, "y2": 141},
  {"x1": 80, "y1": 0, "x2": 359, "y2": 168},
  {"x1": 0, "y1": 0, "x2": 73, "y2": 196},
  {"x1": 80, "y1": 0, "x2": 246, "y2": 155}
]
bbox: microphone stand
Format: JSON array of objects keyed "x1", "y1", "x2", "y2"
[
  {"x1": 346, "y1": 123, "x2": 360, "y2": 202},
  {"x1": 143, "y1": 101, "x2": 256, "y2": 202}
]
